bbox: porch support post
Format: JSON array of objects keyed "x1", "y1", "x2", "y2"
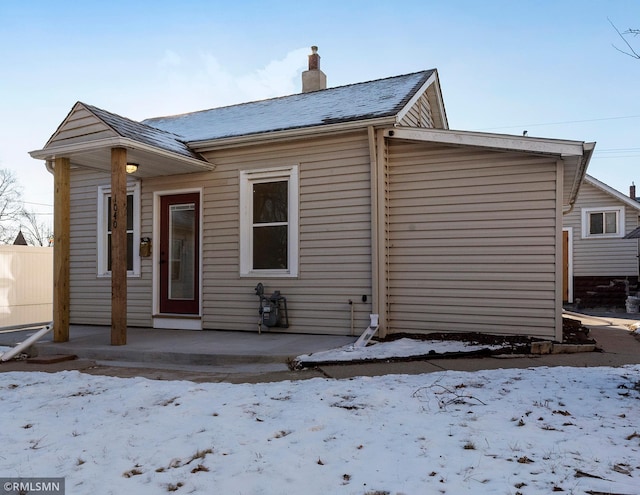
[
  {"x1": 110, "y1": 147, "x2": 128, "y2": 345},
  {"x1": 53, "y1": 157, "x2": 70, "y2": 342}
]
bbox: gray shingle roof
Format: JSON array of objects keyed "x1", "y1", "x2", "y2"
[
  {"x1": 142, "y1": 70, "x2": 435, "y2": 142},
  {"x1": 82, "y1": 103, "x2": 202, "y2": 160}
]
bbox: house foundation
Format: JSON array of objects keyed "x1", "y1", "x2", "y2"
[{"x1": 573, "y1": 276, "x2": 639, "y2": 310}]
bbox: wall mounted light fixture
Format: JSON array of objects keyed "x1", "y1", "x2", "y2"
[{"x1": 125, "y1": 162, "x2": 139, "y2": 174}]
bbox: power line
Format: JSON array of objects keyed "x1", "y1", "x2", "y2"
[
  {"x1": 596, "y1": 147, "x2": 640, "y2": 153},
  {"x1": 478, "y1": 114, "x2": 640, "y2": 131}
]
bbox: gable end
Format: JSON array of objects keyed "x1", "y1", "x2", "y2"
[{"x1": 45, "y1": 102, "x2": 117, "y2": 149}]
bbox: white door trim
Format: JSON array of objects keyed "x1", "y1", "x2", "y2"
[
  {"x1": 563, "y1": 227, "x2": 574, "y2": 303},
  {"x1": 152, "y1": 187, "x2": 204, "y2": 329}
]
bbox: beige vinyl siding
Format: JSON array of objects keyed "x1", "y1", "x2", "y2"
[
  {"x1": 399, "y1": 93, "x2": 434, "y2": 128},
  {"x1": 68, "y1": 168, "x2": 152, "y2": 327},
  {"x1": 564, "y1": 181, "x2": 640, "y2": 277},
  {"x1": 386, "y1": 141, "x2": 559, "y2": 339},
  {"x1": 188, "y1": 131, "x2": 373, "y2": 335},
  {"x1": 47, "y1": 106, "x2": 117, "y2": 148}
]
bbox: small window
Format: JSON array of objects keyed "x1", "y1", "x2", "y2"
[
  {"x1": 581, "y1": 207, "x2": 625, "y2": 239},
  {"x1": 98, "y1": 182, "x2": 141, "y2": 276},
  {"x1": 240, "y1": 166, "x2": 299, "y2": 277}
]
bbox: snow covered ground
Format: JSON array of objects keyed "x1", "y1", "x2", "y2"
[
  {"x1": 295, "y1": 338, "x2": 510, "y2": 365},
  {"x1": 2, "y1": 365, "x2": 639, "y2": 495}
]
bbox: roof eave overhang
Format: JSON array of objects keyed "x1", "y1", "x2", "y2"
[
  {"x1": 188, "y1": 116, "x2": 398, "y2": 152},
  {"x1": 384, "y1": 127, "x2": 595, "y2": 207},
  {"x1": 385, "y1": 127, "x2": 588, "y2": 155},
  {"x1": 566, "y1": 142, "x2": 594, "y2": 210},
  {"x1": 29, "y1": 137, "x2": 214, "y2": 172}
]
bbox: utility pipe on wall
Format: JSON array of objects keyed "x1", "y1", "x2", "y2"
[{"x1": 349, "y1": 299, "x2": 354, "y2": 336}]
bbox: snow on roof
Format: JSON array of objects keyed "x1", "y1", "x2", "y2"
[
  {"x1": 83, "y1": 103, "x2": 203, "y2": 160},
  {"x1": 142, "y1": 70, "x2": 436, "y2": 142}
]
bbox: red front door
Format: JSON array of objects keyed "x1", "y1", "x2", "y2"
[{"x1": 159, "y1": 193, "x2": 200, "y2": 314}]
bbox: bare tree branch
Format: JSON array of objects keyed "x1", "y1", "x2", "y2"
[
  {"x1": 609, "y1": 18, "x2": 640, "y2": 59},
  {"x1": 0, "y1": 169, "x2": 24, "y2": 244},
  {"x1": 20, "y1": 208, "x2": 53, "y2": 247}
]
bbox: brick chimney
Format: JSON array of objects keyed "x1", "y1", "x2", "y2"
[
  {"x1": 302, "y1": 46, "x2": 327, "y2": 93},
  {"x1": 631, "y1": 182, "x2": 637, "y2": 200}
]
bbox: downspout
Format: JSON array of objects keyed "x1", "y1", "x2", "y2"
[{"x1": 0, "y1": 323, "x2": 53, "y2": 362}]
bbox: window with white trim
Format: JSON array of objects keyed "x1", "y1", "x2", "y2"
[
  {"x1": 240, "y1": 166, "x2": 299, "y2": 277},
  {"x1": 581, "y1": 206, "x2": 625, "y2": 239},
  {"x1": 97, "y1": 182, "x2": 141, "y2": 276}
]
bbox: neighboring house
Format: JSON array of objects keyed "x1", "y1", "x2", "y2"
[
  {"x1": 30, "y1": 48, "x2": 594, "y2": 344},
  {"x1": 563, "y1": 175, "x2": 640, "y2": 308}
]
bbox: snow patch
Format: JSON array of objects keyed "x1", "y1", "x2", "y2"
[
  {"x1": 1, "y1": 366, "x2": 638, "y2": 494},
  {"x1": 296, "y1": 337, "x2": 507, "y2": 364}
]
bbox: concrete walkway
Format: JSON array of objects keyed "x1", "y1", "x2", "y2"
[{"x1": 0, "y1": 311, "x2": 639, "y2": 383}]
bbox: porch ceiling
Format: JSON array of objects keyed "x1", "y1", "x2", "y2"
[{"x1": 30, "y1": 138, "x2": 215, "y2": 178}]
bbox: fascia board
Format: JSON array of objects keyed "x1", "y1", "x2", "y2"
[
  {"x1": 385, "y1": 127, "x2": 589, "y2": 156},
  {"x1": 30, "y1": 137, "x2": 214, "y2": 171},
  {"x1": 566, "y1": 142, "x2": 594, "y2": 209},
  {"x1": 428, "y1": 70, "x2": 449, "y2": 129}
]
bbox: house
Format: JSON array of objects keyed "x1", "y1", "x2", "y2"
[
  {"x1": 562, "y1": 175, "x2": 640, "y2": 309},
  {"x1": 29, "y1": 47, "x2": 594, "y2": 345}
]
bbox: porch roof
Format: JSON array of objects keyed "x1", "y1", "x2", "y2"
[{"x1": 29, "y1": 102, "x2": 214, "y2": 177}]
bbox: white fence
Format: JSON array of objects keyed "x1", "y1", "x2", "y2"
[{"x1": 0, "y1": 245, "x2": 53, "y2": 328}]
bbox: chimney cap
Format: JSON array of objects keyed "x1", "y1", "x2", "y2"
[{"x1": 311, "y1": 45, "x2": 318, "y2": 53}]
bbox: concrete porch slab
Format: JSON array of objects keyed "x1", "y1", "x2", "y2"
[{"x1": 30, "y1": 325, "x2": 357, "y2": 367}]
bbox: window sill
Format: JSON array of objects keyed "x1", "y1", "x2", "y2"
[
  {"x1": 240, "y1": 270, "x2": 298, "y2": 278},
  {"x1": 97, "y1": 272, "x2": 142, "y2": 278},
  {"x1": 582, "y1": 234, "x2": 624, "y2": 240}
]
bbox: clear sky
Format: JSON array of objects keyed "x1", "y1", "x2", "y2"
[{"x1": 2, "y1": 0, "x2": 640, "y2": 228}]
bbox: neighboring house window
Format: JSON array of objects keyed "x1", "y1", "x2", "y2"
[
  {"x1": 581, "y1": 207, "x2": 625, "y2": 238},
  {"x1": 97, "y1": 182, "x2": 141, "y2": 276},
  {"x1": 240, "y1": 166, "x2": 299, "y2": 277}
]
